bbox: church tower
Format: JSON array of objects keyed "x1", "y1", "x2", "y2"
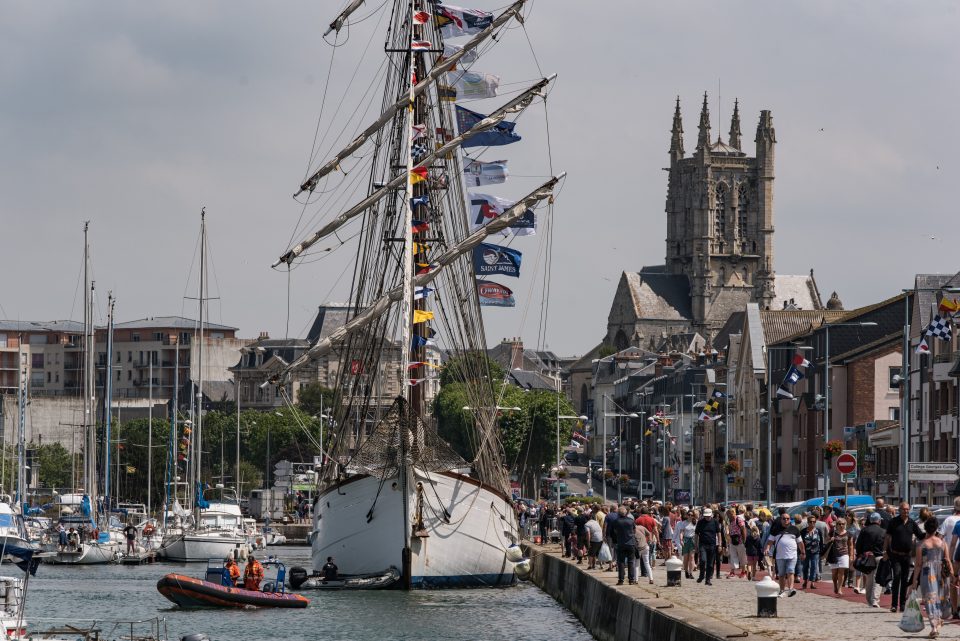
[{"x1": 664, "y1": 93, "x2": 776, "y2": 330}]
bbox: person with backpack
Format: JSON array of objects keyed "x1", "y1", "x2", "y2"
[
  {"x1": 801, "y1": 514, "x2": 824, "y2": 589},
  {"x1": 725, "y1": 507, "x2": 748, "y2": 578}
]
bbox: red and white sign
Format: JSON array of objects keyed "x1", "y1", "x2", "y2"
[{"x1": 835, "y1": 452, "x2": 857, "y2": 476}]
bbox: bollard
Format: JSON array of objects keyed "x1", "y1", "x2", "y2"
[
  {"x1": 664, "y1": 555, "x2": 683, "y2": 587},
  {"x1": 755, "y1": 576, "x2": 780, "y2": 617}
]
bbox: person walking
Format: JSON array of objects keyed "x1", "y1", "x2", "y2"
[
  {"x1": 613, "y1": 506, "x2": 638, "y2": 585},
  {"x1": 829, "y1": 519, "x2": 854, "y2": 595},
  {"x1": 941, "y1": 497, "x2": 960, "y2": 618},
  {"x1": 635, "y1": 519, "x2": 654, "y2": 584},
  {"x1": 744, "y1": 523, "x2": 762, "y2": 581},
  {"x1": 574, "y1": 509, "x2": 589, "y2": 564},
  {"x1": 725, "y1": 507, "x2": 748, "y2": 579},
  {"x1": 801, "y1": 515, "x2": 824, "y2": 589},
  {"x1": 660, "y1": 506, "x2": 675, "y2": 560},
  {"x1": 764, "y1": 512, "x2": 804, "y2": 597},
  {"x1": 681, "y1": 510, "x2": 698, "y2": 579},
  {"x1": 912, "y1": 518, "x2": 953, "y2": 638},
  {"x1": 695, "y1": 508, "x2": 721, "y2": 586},
  {"x1": 585, "y1": 512, "x2": 604, "y2": 570},
  {"x1": 560, "y1": 508, "x2": 576, "y2": 559},
  {"x1": 857, "y1": 512, "x2": 886, "y2": 608},
  {"x1": 885, "y1": 501, "x2": 924, "y2": 613}
]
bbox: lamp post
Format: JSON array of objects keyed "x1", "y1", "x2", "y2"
[
  {"x1": 765, "y1": 344, "x2": 813, "y2": 508},
  {"x1": 604, "y1": 411, "x2": 638, "y2": 502},
  {"x1": 822, "y1": 321, "x2": 877, "y2": 509},
  {"x1": 557, "y1": 413, "x2": 588, "y2": 507}
]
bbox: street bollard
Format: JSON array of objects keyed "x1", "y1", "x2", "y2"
[
  {"x1": 756, "y1": 576, "x2": 780, "y2": 617},
  {"x1": 665, "y1": 555, "x2": 683, "y2": 587}
]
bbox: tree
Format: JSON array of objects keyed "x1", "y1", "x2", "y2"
[
  {"x1": 297, "y1": 383, "x2": 336, "y2": 418},
  {"x1": 433, "y1": 352, "x2": 505, "y2": 462},
  {"x1": 36, "y1": 443, "x2": 74, "y2": 490}
]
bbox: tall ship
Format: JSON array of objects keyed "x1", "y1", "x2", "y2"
[{"x1": 275, "y1": 0, "x2": 562, "y2": 587}]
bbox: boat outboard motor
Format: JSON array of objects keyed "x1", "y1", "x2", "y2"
[
  {"x1": 289, "y1": 566, "x2": 309, "y2": 589},
  {"x1": 181, "y1": 635, "x2": 210, "y2": 641}
]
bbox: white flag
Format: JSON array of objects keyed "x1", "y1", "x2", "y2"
[
  {"x1": 469, "y1": 192, "x2": 535, "y2": 237},
  {"x1": 463, "y1": 158, "x2": 508, "y2": 186},
  {"x1": 442, "y1": 43, "x2": 478, "y2": 65},
  {"x1": 447, "y1": 70, "x2": 499, "y2": 100}
]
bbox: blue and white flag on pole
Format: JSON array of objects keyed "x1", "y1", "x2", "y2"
[
  {"x1": 463, "y1": 158, "x2": 508, "y2": 186},
  {"x1": 469, "y1": 193, "x2": 535, "y2": 237},
  {"x1": 456, "y1": 106, "x2": 521, "y2": 148},
  {"x1": 473, "y1": 242, "x2": 521, "y2": 278}
]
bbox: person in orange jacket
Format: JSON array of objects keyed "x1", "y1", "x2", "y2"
[
  {"x1": 243, "y1": 555, "x2": 264, "y2": 591},
  {"x1": 224, "y1": 556, "x2": 241, "y2": 586}
]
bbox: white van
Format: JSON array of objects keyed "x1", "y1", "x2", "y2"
[{"x1": 640, "y1": 481, "x2": 655, "y2": 499}]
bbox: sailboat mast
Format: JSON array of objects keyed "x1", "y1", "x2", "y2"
[
  {"x1": 83, "y1": 222, "x2": 99, "y2": 507},
  {"x1": 103, "y1": 293, "x2": 115, "y2": 513},
  {"x1": 194, "y1": 208, "x2": 206, "y2": 519}
]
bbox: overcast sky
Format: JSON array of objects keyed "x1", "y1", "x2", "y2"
[{"x1": 1, "y1": 1, "x2": 958, "y2": 357}]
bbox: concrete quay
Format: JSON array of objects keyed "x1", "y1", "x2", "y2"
[{"x1": 525, "y1": 543, "x2": 957, "y2": 640}]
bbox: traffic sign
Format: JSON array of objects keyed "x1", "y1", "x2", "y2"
[
  {"x1": 753, "y1": 478, "x2": 763, "y2": 491},
  {"x1": 908, "y1": 462, "x2": 960, "y2": 482},
  {"x1": 836, "y1": 451, "x2": 857, "y2": 476}
]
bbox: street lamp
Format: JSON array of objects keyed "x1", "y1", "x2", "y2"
[
  {"x1": 822, "y1": 321, "x2": 877, "y2": 509},
  {"x1": 604, "y1": 411, "x2": 638, "y2": 502},
  {"x1": 556, "y1": 413, "x2": 587, "y2": 508},
  {"x1": 765, "y1": 344, "x2": 813, "y2": 508}
]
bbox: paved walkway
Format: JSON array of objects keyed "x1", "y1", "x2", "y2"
[{"x1": 533, "y1": 543, "x2": 959, "y2": 640}]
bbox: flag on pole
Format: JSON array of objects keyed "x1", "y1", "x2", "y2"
[
  {"x1": 924, "y1": 314, "x2": 953, "y2": 341},
  {"x1": 434, "y1": 4, "x2": 493, "y2": 38},
  {"x1": 446, "y1": 70, "x2": 500, "y2": 100},
  {"x1": 413, "y1": 310, "x2": 435, "y2": 323},
  {"x1": 916, "y1": 337, "x2": 930, "y2": 354},
  {"x1": 411, "y1": 40, "x2": 432, "y2": 51},
  {"x1": 469, "y1": 192, "x2": 535, "y2": 236},
  {"x1": 711, "y1": 390, "x2": 726, "y2": 399},
  {"x1": 412, "y1": 334, "x2": 437, "y2": 348},
  {"x1": 776, "y1": 385, "x2": 795, "y2": 399},
  {"x1": 410, "y1": 167, "x2": 429, "y2": 184},
  {"x1": 413, "y1": 10, "x2": 430, "y2": 24},
  {"x1": 438, "y1": 43, "x2": 478, "y2": 68},
  {"x1": 414, "y1": 286, "x2": 434, "y2": 300},
  {"x1": 793, "y1": 353, "x2": 812, "y2": 368},
  {"x1": 456, "y1": 106, "x2": 521, "y2": 147},
  {"x1": 473, "y1": 242, "x2": 521, "y2": 277},
  {"x1": 412, "y1": 124, "x2": 427, "y2": 140},
  {"x1": 410, "y1": 194, "x2": 430, "y2": 208},
  {"x1": 939, "y1": 297, "x2": 960, "y2": 316},
  {"x1": 412, "y1": 219, "x2": 429, "y2": 233},
  {"x1": 785, "y1": 366, "x2": 804, "y2": 385},
  {"x1": 463, "y1": 158, "x2": 508, "y2": 186}
]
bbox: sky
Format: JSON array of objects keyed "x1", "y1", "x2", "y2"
[{"x1": 1, "y1": 1, "x2": 958, "y2": 358}]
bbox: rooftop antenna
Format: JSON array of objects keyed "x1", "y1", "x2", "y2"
[{"x1": 716, "y1": 78, "x2": 721, "y2": 143}]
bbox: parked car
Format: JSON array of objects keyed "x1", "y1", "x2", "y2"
[{"x1": 563, "y1": 451, "x2": 580, "y2": 464}]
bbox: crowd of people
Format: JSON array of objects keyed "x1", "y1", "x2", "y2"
[{"x1": 527, "y1": 495, "x2": 960, "y2": 639}]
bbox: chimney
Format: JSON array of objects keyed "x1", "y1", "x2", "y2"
[
  {"x1": 259, "y1": 331, "x2": 270, "y2": 340},
  {"x1": 509, "y1": 337, "x2": 524, "y2": 370}
]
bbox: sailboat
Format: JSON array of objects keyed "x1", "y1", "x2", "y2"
[
  {"x1": 276, "y1": 1, "x2": 562, "y2": 588},
  {"x1": 45, "y1": 223, "x2": 123, "y2": 565},
  {"x1": 160, "y1": 212, "x2": 250, "y2": 563}
]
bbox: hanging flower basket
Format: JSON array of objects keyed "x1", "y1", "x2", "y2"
[
  {"x1": 722, "y1": 460, "x2": 741, "y2": 475},
  {"x1": 825, "y1": 439, "x2": 843, "y2": 459},
  {"x1": 556, "y1": 469, "x2": 568, "y2": 479},
  {"x1": 619, "y1": 474, "x2": 630, "y2": 486},
  {"x1": 662, "y1": 467, "x2": 675, "y2": 478},
  {"x1": 604, "y1": 470, "x2": 615, "y2": 479}
]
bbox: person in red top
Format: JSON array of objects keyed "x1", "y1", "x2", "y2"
[{"x1": 635, "y1": 507, "x2": 660, "y2": 570}]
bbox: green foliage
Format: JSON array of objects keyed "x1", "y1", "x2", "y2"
[
  {"x1": 565, "y1": 495, "x2": 603, "y2": 505},
  {"x1": 598, "y1": 343, "x2": 616, "y2": 358},
  {"x1": 36, "y1": 443, "x2": 75, "y2": 489},
  {"x1": 439, "y1": 351, "x2": 504, "y2": 387},
  {"x1": 296, "y1": 383, "x2": 336, "y2": 418}
]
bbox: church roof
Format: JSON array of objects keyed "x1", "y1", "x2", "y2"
[
  {"x1": 709, "y1": 139, "x2": 744, "y2": 156},
  {"x1": 772, "y1": 274, "x2": 823, "y2": 311},
  {"x1": 625, "y1": 266, "x2": 693, "y2": 320}
]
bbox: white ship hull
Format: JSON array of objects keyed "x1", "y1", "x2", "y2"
[
  {"x1": 311, "y1": 469, "x2": 518, "y2": 588},
  {"x1": 160, "y1": 531, "x2": 249, "y2": 562},
  {"x1": 43, "y1": 541, "x2": 121, "y2": 565}
]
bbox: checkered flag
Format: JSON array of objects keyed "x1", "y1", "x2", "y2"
[
  {"x1": 411, "y1": 142, "x2": 429, "y2": 162},
  {"x1": 925, "y1": 314, "x2": 953, "y2": 341}
]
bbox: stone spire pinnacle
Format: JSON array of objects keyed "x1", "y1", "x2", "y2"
[
  {"x1": 697, "y1": 91, "x2": 711, "y2": 149},
  {"x1": 670, "y1": 96, "x2": 684, "y2": 158},
  {"x1": 729, "y1": 98, "x2": 742, "y2": 149}
]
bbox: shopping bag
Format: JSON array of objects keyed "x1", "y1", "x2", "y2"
[
  {"x1": 899, "y1": 589, "x2": 925, "y2": 633},
  {"x1": 598, "y1": 542, "x2": 612, "y2": 563}
]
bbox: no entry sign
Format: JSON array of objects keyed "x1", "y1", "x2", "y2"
[{"x1": 836, "y1": 451, "x2": 857, "y2": 477}]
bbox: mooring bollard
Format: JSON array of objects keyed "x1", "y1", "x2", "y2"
[
  {"x1": 665, "y1": 555, "x2": 683, "y2": 587},
  {"x1": 756, "y1": 576, "x2": 780, "y2": 617}
]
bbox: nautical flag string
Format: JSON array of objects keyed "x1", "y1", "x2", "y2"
[
  {"x1": 925, "y1": 314, "x2": 953, "y2": 341},
  {"x1": 411, "y1": 142, "x2": 429, "y2": 161}
]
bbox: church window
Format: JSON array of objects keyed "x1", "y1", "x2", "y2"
[
  {"x1": 713, "y1": 183, "x2": 726, "y2": 242},
  {"x1": 615, "y1": 329, "x2": 628, "y2": 351},
  {"x1": 737, "y1": 184, "x2": 749, "y2": 240}
]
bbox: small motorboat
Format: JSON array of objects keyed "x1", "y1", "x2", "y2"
[
  {"x1": 157, "y1": 559, "x2": 308, "y2": 608},
  {"x1": 287, "y1": 565, "x2": 400, "y2": 590}
]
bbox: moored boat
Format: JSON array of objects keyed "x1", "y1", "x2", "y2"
[{"x1": 288, "y1": 565, "x2": 400, "y2": 591}]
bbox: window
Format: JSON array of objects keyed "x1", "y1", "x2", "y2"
[
  {"x1": 47, "y1": 372, "x2": 51, "y2": 383},
  {"x1": 31, "y1": 353, "x2": 44, "y2": 369},
  {"x1": 127, "y1": 351, "x2": 132, "y2": 363},
  {"x1": 153, "y1": 332, "x2": 163, "y2": 342},
  {"x1": 889, "y1": 407, "x2": 900, "y2": 421},
  {"x1": 888, "y1": 367, "x2": 901, "y2": 389},
  {"x1": 737, "y1": 183, "x2": 749, "y2": 241},
  {"x1": 117, "y1": 370, "x2": 121, "y2": 381},
  {"x1": 116, "y1": 351, "x2": 121, "y2": 363},
  {"x1": 132, "y1": 333, "x2": 140, "y2": 343},
  {"x1": 127, "y1": 370, "x2": 131, "y2": 381},
  {"x1": 180, "y1": 332, "x2": 191, "y2": 345},
  {"x1": 714, "y1": 183, "x2": 727, "y2": 241}
]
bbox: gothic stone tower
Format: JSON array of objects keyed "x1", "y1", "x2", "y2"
[{"x1": 665, "y1": 94, "x2": 776, "y2": 328}]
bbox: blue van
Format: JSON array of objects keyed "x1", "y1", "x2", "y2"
[{"x1": 787, "y1": 495, "x2": 875, "y2": 517}]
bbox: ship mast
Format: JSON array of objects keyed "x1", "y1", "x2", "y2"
[
  {"x1": 83, "y1": 222, "x2": 99, "y2": 513},
  {"x1": 194, "y1": 209, "x2": 207, "y2": 524}
]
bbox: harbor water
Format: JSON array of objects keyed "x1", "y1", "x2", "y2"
[{"x1": 20, "y1": 546, "x2": 593, "y2": 641}]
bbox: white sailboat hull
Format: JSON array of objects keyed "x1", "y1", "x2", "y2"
[
  {"x1": 42, "y1": 541, "x2": 121, "y2": 565},
  {"x1": 311, "y1": 469, "x2": 518, "y2": 588},
  {"x1": 160, "y1": 532, "x2": 249, "y2": 562}
]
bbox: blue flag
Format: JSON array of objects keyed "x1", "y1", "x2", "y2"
[
  {"x1": 477, "y1": 280, "x2": 515, "y2": 307},
  {"x1": 456, "y1": 106, "x2": 521, "y2": 148},
  {"x1": 473, "y1": 242, "x2": 521, "y2": 277},
  {"x1": 410, "y1": 194, "x2": 430, "y2": 209},
  {"x1": 785, "y1": 365, "x2": 804, "y2": 385}
]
